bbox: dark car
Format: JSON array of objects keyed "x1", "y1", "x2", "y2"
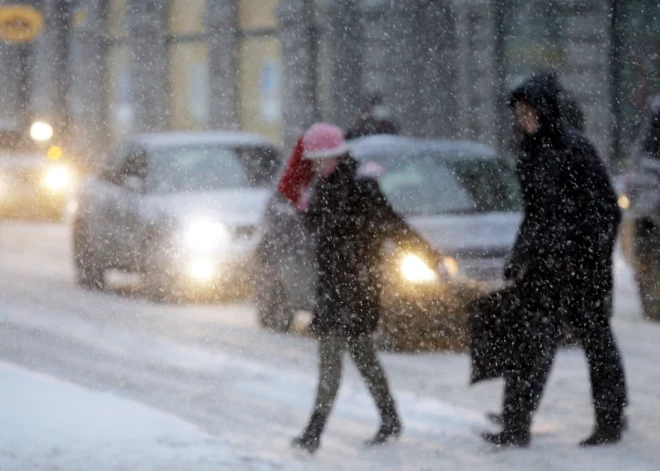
[
  {"x1": 619, "y1": 98, "x2": 660, "y2": 320},
  {"x1": 70, "y1": 131, "x2": 281, "y2": 301},
  {"x1": 255, "y1": 135, "x2": 522, "y2": 350}
]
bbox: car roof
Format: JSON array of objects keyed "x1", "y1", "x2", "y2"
[
  {"x1": 347, "y1": 134, "x2": 497, "y2": 160},
  {"x1": 127, "y1": 131, "x2": 277, "y2": 150}
]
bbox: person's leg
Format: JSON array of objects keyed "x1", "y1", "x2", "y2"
[
  {"x1": 484, "y1": 334, "x2": 558, "y2": 447},
  {"x1": 348, "y1": 334, "x2": 401, "y2": 445},
  {"x1": 572, "y1": 309, "x2": 627, "y2": 446},
  {"x1": 293, "y1": 334, "x2": 346, "y2": 452}
]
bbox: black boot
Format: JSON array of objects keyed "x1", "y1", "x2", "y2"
[
  {"x1": 580, "y1": 410, "x2": 627, "y2": 447},
  {"x1": 365, "y1": 412, "x2": 402, "y2": 446},
  {"x1": 481, "y1": 429, "x2": 531, "y2": 448},
  {"x1": 481, "y1": 410, "x2": 531, "y2": 448},
  {"x1": 579, "y1": 423, "x2": 624, "y2": 447},
  {"x1": 292, "y1": 411, "x2": 326, "y2": 454},
  {"x1": 579, "y1": 427, "x2": 622, "y2": 447}
]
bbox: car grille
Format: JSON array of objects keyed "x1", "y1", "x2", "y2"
[{"x1": 459, "y1": 257, "x2": 506, "y2": 282}]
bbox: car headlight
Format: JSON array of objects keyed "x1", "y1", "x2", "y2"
[
  {"x1": 617, "y1": 195, "x2": 630, "y2": 210},
  {"x1": 42, "y1": 165, "x2": 71, "y2": 191},
  {"x1": 187, "y1": 258, "x2": 217, "y2": 281},
  {"x1": 30, "y1": 121, "x2": 53, "y2": 142},
  {"x1": 399, "y1": 253, "x2": 460, "y2": 284},
  {"x1": 182, "y1": 219, "x2": 231, "y2": 252},
  {"x1": 400, "y1": 254, "x2": 439, "y2": 283},
  {"x1": 440, "y1": 256, "x2": 460, "y2": 278}
]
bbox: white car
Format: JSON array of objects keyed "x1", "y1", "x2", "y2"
[
  {"x1": 256, "y1": 135, "x2": 522, "y2": 349},
  {"x1": 71, "y1": 131, "x2": 281, "y2": 301}
]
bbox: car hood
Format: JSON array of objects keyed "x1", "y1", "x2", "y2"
[
  {"x1": 142, "y1": 188, "x2": 272, "y2": 227},
  {"x1": 407, "y1": 212, "x2": 522, "y2": 257}
]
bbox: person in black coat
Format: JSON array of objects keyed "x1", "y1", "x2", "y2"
[
  {"x1": 480, "y1": 73, "x2": 627, "y2": 447},
  {"x1": 288, "y1": 123, "x2": 437, "y2": 453},
  {"x1": 345, "y1": 94, "x2": 400, "y2": 140}
]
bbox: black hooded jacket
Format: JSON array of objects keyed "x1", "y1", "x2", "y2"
[
  {"x1": 508, "y1": 74, "x2": 620, "y2": 313},
  {"x1": 302, "y1": 156, "x2": 433, "y2": 337}
]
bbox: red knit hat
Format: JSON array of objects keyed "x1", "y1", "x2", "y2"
[{"x1": 302, "y1": 123, "x2": 348, "y2": 160}]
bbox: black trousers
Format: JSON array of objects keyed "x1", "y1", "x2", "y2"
[
  {"x1": 502, "y1": 300, "x2": 627, "y2": 432},
  {"x1": 302, "y1": 334, "x2": 398, "y2": 437}
]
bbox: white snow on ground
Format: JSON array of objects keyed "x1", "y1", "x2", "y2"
[
  {"x1": 0, "y1": 361, "x2": 239, "y2": 470},
  {"x1": 0, "y1": 222, "x2": 659, "y2": 470}
]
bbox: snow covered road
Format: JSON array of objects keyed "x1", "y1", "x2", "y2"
[{"x1": 0, "y1": 221, "x2": 659, "y2": 470}]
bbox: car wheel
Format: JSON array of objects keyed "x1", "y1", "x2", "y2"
[
  {"x1": 143, "y1": 244, "x2": 177, "y2": 304},
  {"x1": 633, "y1": 227, "x2": 660, "y2": 321},
  {"x1": 255, "y1": 270, "x2": 294, "y2": 332},
  {"x1": 73, "y1": 221, "x2": 105, "y2": 290}
]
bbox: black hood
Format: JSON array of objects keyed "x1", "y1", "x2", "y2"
[{"x1": 509, "y1": 72, "x2": 566, "y2": 146}]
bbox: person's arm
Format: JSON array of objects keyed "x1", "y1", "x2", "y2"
[
  {"x1": 505, "y1": 213, "x2": 535, "y2": 280},
  {"x1": 564, "y1": 138, "x2": 621, "y2": 250},
  {"x1": 358, "y1": 177, "x2": 439, "y2": 263}
]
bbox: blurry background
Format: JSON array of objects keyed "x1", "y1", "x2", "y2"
[{"x1": 0, "y1": 0, "x2": 658, "y2": 168}]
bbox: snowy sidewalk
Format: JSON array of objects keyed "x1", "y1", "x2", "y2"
[
  {"x1": 0, "y1": 361, "x2": 242, "y2": 470},
  {"x1": 0, "y1": 223, "x2": 659, "y2": 470},
  {"x1": 2, "y1": 356, "x2": 660, "y2": 471}
]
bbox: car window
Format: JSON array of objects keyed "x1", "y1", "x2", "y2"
[
  {"x1": 99, "y1": 145, "x2": 147, "y2": 185},
  {"x1": 121, "y1": 149, "x2": 147, "y2": 180},
  {"x1": 146, "y1": 145, "x2": 279, "y2": 194},
  {"x1": 236, "y1": 146, "x2": 281, "y2": 187},
  {"x1": 375, "y1": 154, "x2": 521, "y2": 215},
  {"x1": 98, "y1": 144, "x2": 128, "y2": 184}
]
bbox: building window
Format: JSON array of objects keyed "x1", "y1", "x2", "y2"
[
  {"x1": 107, "y1": 47, "x2": 132, "y2": 139},
  {"x1": 168, "y1": 0, "x2": 208, "y2": 130},
  {"x1": 169, "y1": 43, "x2": 210, "y2": 130},
  {"x1": 238, "y1": 37, "x2": 282, "y2": 143}
]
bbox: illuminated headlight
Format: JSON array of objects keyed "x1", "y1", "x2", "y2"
[
  {"x1": 30, "y1": 121, "x2": 53, "y2": 142},
  {"x1": 400, "y1": 254, "x2": 439, "y2": 283},
  {"x1": 400, "y1": 253, "x2": 460, "y2": 284},
  {"x1": 42, "y1": 165, "x2": 71, "y2": 191},
  {"x1": 182, "y1": 219, "x2": 231, "y2": 252},
  {"x1": 618, "y1": 195, "x2": 630, "y2": 210},
  {"x1": 440, "y1": 256, "x2": 460, "y2": 278},
  {"x1": 187, "y1": 258, "x2": 216, "y2": 281}
]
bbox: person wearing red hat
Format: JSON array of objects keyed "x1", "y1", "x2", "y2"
[{"x1": 281, "y1": 123, "x2": 438, "y2": 453}]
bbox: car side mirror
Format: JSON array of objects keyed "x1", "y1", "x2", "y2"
[{"x1": 123, "y1": 174, "x2": 145, "y2": 193}]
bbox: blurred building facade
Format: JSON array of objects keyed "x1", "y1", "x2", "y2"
[{"x1": 0, "y1": 0, "x2": 658, "y2": 163}]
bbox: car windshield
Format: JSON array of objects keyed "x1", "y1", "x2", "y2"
[
  {"x1": 373, "y1": 153, "x2": 521, "y2": 215},
  {"x1": 147, "y1": 145, "x2": 280, "y2": 194}
]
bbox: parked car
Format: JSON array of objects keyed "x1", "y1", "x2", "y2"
[
  {"x1": 0, "y1": 120, "x2": 74, "y2": 219},
  {"x1": 255, "y1": 135, "x2": 522, "y2": 350},
  {"x1": 618, "y1": 97, "x2": 660, "y2": 320},
  {"x1": 71, "y1": 131, "x2": 281, "y2": 301}
]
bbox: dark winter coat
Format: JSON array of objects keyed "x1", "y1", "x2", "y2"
[
  {"x1": 303, "y1": 156, "x2": 431, "y2": 337},
  {"x1": 470, "y1": 74, "x2": 620, "y2": 383},
  {"x1": 507, "y1": 74, "x2": 620, "y2": 319},
  {"x1": 345, "y1": 115, "x2": 399, "y2": 140}
]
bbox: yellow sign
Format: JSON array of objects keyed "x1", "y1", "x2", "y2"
[{"x1": 0, "y1": 5, "x2": 44, "y2": 43}]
